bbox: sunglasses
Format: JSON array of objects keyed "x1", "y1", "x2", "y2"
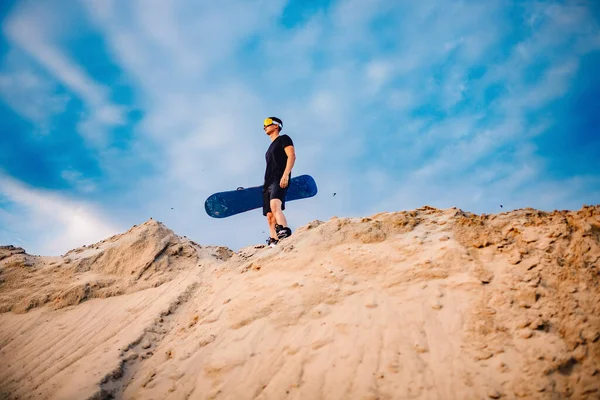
[{"x1": 263, "y1": 118, "x2": 282, "y2": 129}]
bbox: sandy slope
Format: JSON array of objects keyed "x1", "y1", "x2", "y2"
[
  {"x1": 0, "y1": 274, "x2": 197, "y2": 399},
  {"x1": 1, "y1": 206, "x2": 599, "y2": 399},
  {"x1": 0, "y1": 220, "x2": 230, "y2": 399}
]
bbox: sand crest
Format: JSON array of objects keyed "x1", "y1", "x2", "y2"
[{"x1": 1, "y1": 206, "x2": 599, "y2": 399}]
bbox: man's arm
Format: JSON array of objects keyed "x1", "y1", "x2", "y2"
[
  {"x1": 283, "y1": 145, "x2": 296, "y2": 175},
  {"x1": 280, "y1": 145, "x2": 296, "y2": 188}
]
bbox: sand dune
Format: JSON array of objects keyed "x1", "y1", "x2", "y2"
[{"x1": 1, "y1": 206, "x2": 599, "y2": 399}]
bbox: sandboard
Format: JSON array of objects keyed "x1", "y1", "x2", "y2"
[{"x1": 205, "y1": 174, "x2": 318, "y2": 218}]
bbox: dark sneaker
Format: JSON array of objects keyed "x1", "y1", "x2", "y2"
[
  {"x1": 266, "y1": 237, "x2": 279, "y2": 247},
  {"x1": 276, "y1": 226, "x2": 292, "y2": 240}
]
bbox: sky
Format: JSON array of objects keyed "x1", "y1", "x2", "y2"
[{"x1": 0, "y1": 0, "x2": 599, "y2": 256}]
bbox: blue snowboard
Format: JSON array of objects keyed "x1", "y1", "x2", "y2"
[{"x1": 205, "y1": 174, "x2": 318, "y2": 218}]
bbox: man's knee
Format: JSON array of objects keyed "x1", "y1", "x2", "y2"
[
  {"x1": 270, "y1": 199, "x2": 282, "y2": 212},
  {"x1": 266, "y1": 212, "x2": 276, "y2": 224}
]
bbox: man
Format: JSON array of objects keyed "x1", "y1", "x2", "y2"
[{"x1": 262, "y1": 116, "x2": 296, "y2": 246}]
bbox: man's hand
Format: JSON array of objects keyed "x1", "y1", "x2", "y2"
[{"x1": 280, "y1": 174, "x2": 289, "y2": 188}]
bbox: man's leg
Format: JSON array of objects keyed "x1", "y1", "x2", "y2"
[
  {"x1": 270, "y1": 199, "x2": 292, "y2": 239},
  {"x1": 269, "y1": 199, "x2": 288, "y2": 227},
  {"x1": 266, "y1": 212, "x2": 278, "y2": 239}
]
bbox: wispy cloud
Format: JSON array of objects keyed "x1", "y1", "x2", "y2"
[
  {"x1": 0, "y1": 173, "x2": 120, "y2": 255},
  {"x1": 3, "y1": 0, "x2": 127, "y2": 147},
  {"x1": 0, "y1": 50, "x2": 69, "y2": 134}
]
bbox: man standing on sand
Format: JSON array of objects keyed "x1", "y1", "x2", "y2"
[{"x1": 262, "y1": 116, "x2": 295, "y2": 246}]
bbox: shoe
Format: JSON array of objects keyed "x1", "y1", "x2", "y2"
[
  {"x1": 276, "y1": 226, "x2": 292, "y2": 240},
  {"x1": 266, "y1": 237, "x2": 279, "y2": 247}
]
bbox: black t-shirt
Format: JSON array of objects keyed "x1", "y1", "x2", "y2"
[{"x1": 264, "y1": 134, "x2": 294, "y2": 185}]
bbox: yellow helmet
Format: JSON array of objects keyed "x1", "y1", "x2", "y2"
[{"x1": 263, "y1": 116, "x2": 283, "y2": 130}]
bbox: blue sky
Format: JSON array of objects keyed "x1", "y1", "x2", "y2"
[{"x1": 0, "y1": 0, "x2": 599, "y2": 255}]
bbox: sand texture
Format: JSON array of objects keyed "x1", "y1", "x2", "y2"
[{"x1": 1, "y1": 206, "x2": 599, "y2": 399}]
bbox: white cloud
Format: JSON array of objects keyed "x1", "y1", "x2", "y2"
[
  {"x1": 307, "y1": 91, "x2": 347, "y2": 132},
  {"x1": 365, "y1": 60, "x2": 393, "y2": 93},
  {"x1": 0, "y1": 51, "x2": 70, "y2": 133},
  {"x1": 0, "y1": 174, "x2": 120, "y2": 255},
  {"x1": 388, "y1": 90, "x2": 415, "y2": 110},
  {"x1": 441, "y1": 72, "x2": 467, "y2": 110},
  {"x1": 60, "y1": 170, "x2": 98, "y2": 193},
  {"x1": 521, "y1": 59, "x2": 580, "y2": 109},
  {"x1": 3, "y1": 0, "x2": 126, "y2": 147},
  {"x1": 390, "y1": 0, "x2": 600, "y2": 212}
]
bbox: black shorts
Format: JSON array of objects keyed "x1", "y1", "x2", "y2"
[{"x1": 263, "y1": 182, "x2": 288, "y2": 216}]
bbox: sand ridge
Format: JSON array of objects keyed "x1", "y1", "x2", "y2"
[{"x1": 0, "y1": 205, "x2": 599, "y2": 399}]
